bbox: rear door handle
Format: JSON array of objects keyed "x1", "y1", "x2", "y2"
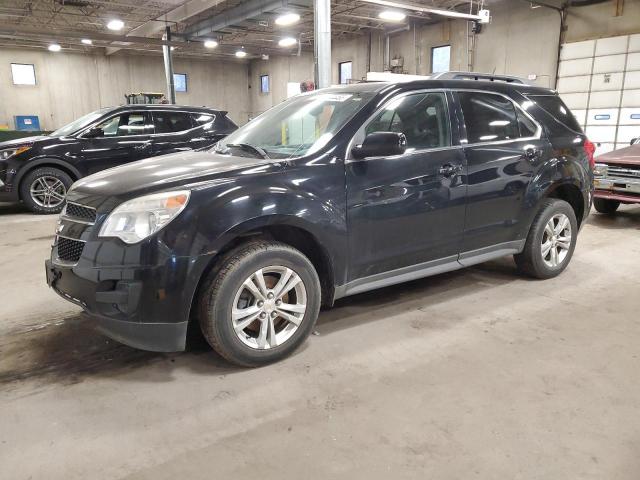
[
  {"x1": 524, "y1": 147, "x2": 542, "y2": 162},
  {"x1": 439, "y1": 163, "x2": 462, "y2": 177}
]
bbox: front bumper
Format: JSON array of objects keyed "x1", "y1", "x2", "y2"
[
  {"x1": 594, "y1": 176, "x2": 640, "y2": 204},
  {"x1": 45, "y1": 257, "x2": 196, "y2": 352}
]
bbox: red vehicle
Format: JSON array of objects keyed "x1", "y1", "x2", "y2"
[{"x1": 593, "y1": 138, "x2": 640, "y2": 214}]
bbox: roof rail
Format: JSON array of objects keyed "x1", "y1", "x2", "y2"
[{"x1": 431, "y1": 71, "x2": 527, "y2": 84}]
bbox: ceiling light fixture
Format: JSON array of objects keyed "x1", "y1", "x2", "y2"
[
  {"x1": 107, "y1": 19, "x2": 124, "y2": 31},
  {"x1": 48, "y1": 43, "x2": 61, "y2": 52},
  {"x1": 378, "y1": 10, "x2": 406, "y2": 21},
  {"x1": 359, "y1": 0, "x2": 485, "y2": 21},
  {"x1": 81, "y1": 38, "x2": 92, "y2": 45},
  {"x1": 275, "y1": 12, "x2": 300, "y2": 26},
  {"x1": 204, "y1": 39, "x2": 218, "y2": 48},
  {"x1": 235, "y1": 49, "x2": 247, "y2": 58},
  {"x1": 278, "y1": 37, "x2": 297, "y2": 47}
]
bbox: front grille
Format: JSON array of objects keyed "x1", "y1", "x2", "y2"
[
  {"x1": 56, "y1": 236, "x2": 85, "y2": 263},
  {"x1": 63, "y1": 202, "x2": 97, "y2": 223},
  {"x1": 607, "y1": 165, "x2": 640, "y2": 180}
]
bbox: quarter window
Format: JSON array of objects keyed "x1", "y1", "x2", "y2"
[
  {"x1": 152, "y1": 112, "x2": 194, "y2": 133},
  {"x1": 366, "y1": 92, "x2": 451, "y2": 149},
  {"x1": 458, "y1": 92, "x2": 520, "y2": 143}
]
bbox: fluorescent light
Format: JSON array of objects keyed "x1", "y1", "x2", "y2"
[
  {"x1": 48, "y1": 43, "x2": 61, "y2": 52},
  {"x1": 235, "y1": 50, "x2": 247, "y2": 58},
  {"x1": 107, "y1": 19, "x2": 124, "y2": 30},
  {"x1": 170, "y1": 46, "x2": 175, "y2": 51},
  {"x1": 278, "y1": 37, "x2": 297, "y2": 47},
  {"x1": 359, "y1": 0, "x2": 484, "y2": 21},
  {"x1": 204, "y1": 39, "x2": 218, "y2": 48},
  {"x1": 275, "y1": 12, "x2": 300, "y2": 26},
  {"x1": 81, "y1": 38, "x2": 92, "y2": 45},
  {"x1": 378, "y1": 10, "x2": 406, "y2": 21}
]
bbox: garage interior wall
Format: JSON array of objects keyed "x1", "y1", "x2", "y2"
[{"x1": 0, "y1": 49, "x2": 250, "y2": 130}]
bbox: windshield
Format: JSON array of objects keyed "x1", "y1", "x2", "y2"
[
  {"x1": 50, "y1": 108, "x2": 112, "y2": 137},
  {"x1": 216, "y1": 90, "x2": 375, "y2": 159}
]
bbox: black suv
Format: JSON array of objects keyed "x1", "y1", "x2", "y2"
[
  {"x1": 45, "y1": 76, "x2": 594, "y2": 366},
  {"x1": 0, "y1": 105, "x2": 237, "y2": 213}
]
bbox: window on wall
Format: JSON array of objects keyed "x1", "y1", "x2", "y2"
[
  {"x1": 11, "y1": 63, "x2": 36, "y2": 85},
  {"x1": 173, "y1": 73, "x2": 187, "y2": 92},
  {"x1": 339, "y1": 61, "x2": 353, "y2": 85},
  {"x1": 431, "y1": 45, "x2": 451, "y2": 74},
  {"x1": 260, "y1": 75, "x2": 270, "y2": 93}
]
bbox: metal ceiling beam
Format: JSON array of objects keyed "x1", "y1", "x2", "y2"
[{"x1": 182, "y1": 0, "x2": 313, "y2": 39}]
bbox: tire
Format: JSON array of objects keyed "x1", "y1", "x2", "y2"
[
  {"x1": 593, "y1": 198, "x2": 620, "y2": 215},
  {"x1": 514, "y1": 199, "x2": 578, "y2": 279},
  {"x1": 198, "y1": 241, "x2": 321, "y2": 367},
  {"x1": 20, "y1": 167, "x2": 73, "y2": 214}
]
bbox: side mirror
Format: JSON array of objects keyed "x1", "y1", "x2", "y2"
[
  {"x1": 352, "y1": 132, "x2": 407, "y2": 159},
  {"x1": 631, "y1": 137, "x2": 640, "y2": 146},
  {"x1": 84, "y1": 127, "x2": 104, "y2": 138}
]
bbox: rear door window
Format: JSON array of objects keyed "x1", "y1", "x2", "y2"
[
  {"x1": 191, "y1": 113, "x2": 215, "y2": 126},
  {"x1": 458, "y1": 92, "x2": 520, "y2": 143},
  {"x1": 152, "y1": 111, "x2": 195, "y2": 134}
]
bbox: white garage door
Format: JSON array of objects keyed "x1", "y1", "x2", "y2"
[{"x1": 557, "y1": 34, "x2": 640, "y2": 157}]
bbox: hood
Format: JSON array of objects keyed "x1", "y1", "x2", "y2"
[
  {"x1": 596, "y1": 144, "x2": 640, "y2": 165},
  {"x1": 0, "y1": 135, "x2": 49, "y2": 148},
  {"x1": 70, "y1": 150, "x2": 275, "y2": 200}
]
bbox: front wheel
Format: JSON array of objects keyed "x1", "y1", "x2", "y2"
[
  {"x1": 198, "y1": 241, "x2": 321, "y2": 367},
  {"x1": 515, "y1": 199, "x2": 578, "y2": 279},
  {"x1": 20, "y1": 167, "x2": 73, "y2": 214},
  {"x1": 593, "y1": 198, "x2": 620, "y2": 215}
]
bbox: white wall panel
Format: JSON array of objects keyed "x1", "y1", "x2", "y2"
[
  {"x1": 595, "y1": 36, "x2": 628, "y2": 56},
  {"x1": 620, "y1": 108, "x2": 640, "y2": 125},
  {"x1": 572, "y1": 109, "x2": 587, "y2": 126},
  {"x1": 624, "y1": 71, "x2": 640, "y2": 89},
  {"x1": 592, "y1": 54, "x2": 626, "y2": 73},
  {"x1": 561, "y1": 92, "x2": 589, "y2": 109},
  {"x1": 557, "y1": 75, "x2": 591, "y2": 93},
  {"x1": 627, "y1": 52, "x2": 640, "y2": 71},
  {"x1": 588, "y1": 90, "x2": 621, "y2": 109},
  {"x1": 560, "y1": 40, "x2": 595, "y2": 60},
  {"x1": 621, "y1": 89, "x2": 640, "y2": 107},
  {"x1": 629, "y1": 34, "x2": 640, "y2": 53},
  {"x1": 586, "y1": 108, "x2": 619, "y2": 125},
  {"x1": 595, "y1": 143, "x2": 616, "y2": 156},
  {"x1": 586, "y1": 125, "x2": 617, "y2": 143},
  {"x1": 617, "y1": 125, "x2": 640, "y2": 143},
  {"x1": 558, "y1": 58, "x2": 593, "y2": 77},
  {"x1": 591, "y1": 72, "x2": 624, "y2": 91}
]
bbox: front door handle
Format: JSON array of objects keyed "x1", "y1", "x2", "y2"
[
  {"x1": 439, "y1": 163, "x2": 462, "y2": 177},
  {"x1": 524, "y1": 147, "x2": 542, "y2": 162}
]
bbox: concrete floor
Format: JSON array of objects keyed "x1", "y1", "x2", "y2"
[{"x1": 1, "y1": 202, "x2": 639, "y2": 480}]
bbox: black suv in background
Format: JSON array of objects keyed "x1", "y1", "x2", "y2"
[
  {"x1": 0, "y1": 105, "x2": 237, "y2": 213},
  {"x1": 46, "y1": 76, "x2": 593, "y2": 366}
]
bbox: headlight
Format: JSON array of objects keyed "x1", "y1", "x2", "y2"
[
  {"x1": 0, "y1": 145, "x2": 31, "y2": 160},
  {"x1": 593, "y1": 163, "x2": 608, "y2": 177},
  {"x1": 99, "y1": 190, "x2": 191, "y2": 244}
]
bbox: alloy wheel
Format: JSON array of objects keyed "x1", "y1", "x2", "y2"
[
  {"x1": 29, "y1": 176, "x2": 67, "y2": 208},
  {"x1": 231, "y1": 266, "x2": 307, "y2": 350},
  {"x1": 541, "y1": 213, "x2": 572, "y2": 268}
]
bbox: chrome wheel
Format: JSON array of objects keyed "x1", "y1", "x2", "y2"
[
  {"x1": 541, "y1": 213, "x2": 572, "y2": 268},
  {"x1": 29, "y1": 176, "x2": 66, "y2": 208},
  {"x1": 232, "y1": 266, "x2": 307, "y2": 350}
]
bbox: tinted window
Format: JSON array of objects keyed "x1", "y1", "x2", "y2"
[
  {"x1": 526, "y1": 94, "x2": 582, "y2": 134},
  {"x1": 459, "y1": 92, "x2": 519, "y2": 143},
  {"x1": 517, "y1": 111, "x2": 538, "y2": 137},
  {"x1": 152, "y1": 112, "x2": 194, "y2": 134},
  {"x1": 191, "y1": 113, "x2": 215, "y2": 126},
  {"x1": 94, "y1": 112, "x2": 150, "y2": 137},
  {"x1": 366, "y1": 92, "x2": 451, "y2": 149}
]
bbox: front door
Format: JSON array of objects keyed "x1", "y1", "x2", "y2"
[
  {"x1": 80, "y1": 111, "x2": 153, "y2": 174},
  {"x1": 346, "y1": 91, "x2": 467, "y2": 282}
]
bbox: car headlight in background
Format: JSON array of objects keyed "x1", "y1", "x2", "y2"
[
  {"x1": 593, "y1": 163, "x2": 608, "y2": 177},
  {"x1": 99, "y1": 190, "x2": 191, "y2": 244},
  {"x1": 0, "y1": 145, "x2": 32, "y2": 160}
]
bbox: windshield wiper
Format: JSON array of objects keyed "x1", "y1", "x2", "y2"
[{"x1": 224, "y1": 143, "x2": 270, "y2": 159}]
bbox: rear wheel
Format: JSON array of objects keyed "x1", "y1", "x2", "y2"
[
  {"x1": 593, "y1": 198, "x2": 620, "y2": 215},
  {"x1": 198, "y1": 241, "x2": 321, "y2": 367},
  {"x1": 20, "y1": 167, "x2": 72, "y2": 214},
  {"x1": 515, "y1": 199, "x2": 578, "y2": 279}
]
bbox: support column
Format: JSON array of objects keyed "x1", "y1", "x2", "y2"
[
  {"x1": 314, "y1": 0, "x2": 331, "y2": 89},
  {"x1": 163, "y1": 26, "x2": 176, "y2": 104}
]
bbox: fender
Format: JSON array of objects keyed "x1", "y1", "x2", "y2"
[{"x1": 14, "y1": 156, "x2": 83, "y2": 188}]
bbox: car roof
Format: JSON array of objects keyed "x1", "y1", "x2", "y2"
[{"x1": 109, "y1": 104, "x2": 226, "y2": 115}]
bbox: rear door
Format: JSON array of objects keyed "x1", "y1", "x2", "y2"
[
  {"x1": 455, "y1": 90, "x2": 551, "y2": 257},
  {"x1": 79, "y1": 111, "x2": 153, "y2": 174},
  {"x1": 346, "y1": 90, "x2": 467, "y2": 281},
  {"x1": 150, "y1": 110, "x2": 197, "y2": 156}
]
